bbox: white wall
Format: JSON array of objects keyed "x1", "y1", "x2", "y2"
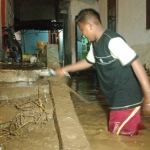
[
  {"x1": 69, "y1": 0, "x2": 99, "y2": 63},
  {"x1": 117, "y1": 0, "x2": 150, "y2": 66},
  {"x1": 98, "y1": 0, "x2": 107, "y2": 30},
  {"x1": 117, "y1": 0, "x2": 150, "y2": 46}
]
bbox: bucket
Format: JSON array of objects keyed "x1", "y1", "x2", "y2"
[{"x1": 37, "y1": 41, "x2": 47, "y2": 49}]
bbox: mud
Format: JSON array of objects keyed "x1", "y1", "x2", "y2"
[{"x1": 0, "y1": 93, "x2": 59, "y2": 150}]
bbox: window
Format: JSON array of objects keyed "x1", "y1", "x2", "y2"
[
  {"x1": 146, "y1": 0, "x2": 150, "y2": 29},
  {"x1": 108, "y1": 0, "x2": 116, "y2": 31}
]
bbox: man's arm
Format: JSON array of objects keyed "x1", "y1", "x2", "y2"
[
  {"x1": 56, "y1": 59, "x2": 93, "y2": 76},
  {"x1": 131, "y1": 58, "x2": 150, "y2": 94},
  {"x1": 131, "y1": 58, "x2": 150, "y2": 116}
]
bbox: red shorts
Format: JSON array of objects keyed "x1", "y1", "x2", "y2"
[{"x1": 109, "y1": 107, "x2": 146, "y2": 136}]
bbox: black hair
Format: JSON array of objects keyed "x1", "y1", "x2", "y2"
[{"x1": 75, "y1": 8, "x2": 101, "y2": 24}]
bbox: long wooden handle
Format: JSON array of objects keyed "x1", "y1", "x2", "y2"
[{"x1": 116, "y1": 106, "x2": 141, "y2": 135}]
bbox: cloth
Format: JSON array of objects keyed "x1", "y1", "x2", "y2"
[
  {"x1": 85, "y1": 29, "x2": 143, "y2": 110},
  {"x1": 109, "y1": 107, "x2": 146, "y2": 136}
]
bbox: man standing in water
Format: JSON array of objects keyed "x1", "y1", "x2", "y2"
[{"x1": 56, "y1": 8, "x2": 150, "y2": 136}]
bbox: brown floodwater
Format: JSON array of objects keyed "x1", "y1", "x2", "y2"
[{"x1": 70, "y1": 71, "x2": 150, "y2": 150}]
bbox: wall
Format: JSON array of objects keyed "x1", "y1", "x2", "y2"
[
  {"x1": 97, "y1": 0, "x2": 108, "y2": 30},
  {"x1": 5, "y1": 0, "x2": 14, "y2": 27},
  {"x1": 21, "y1": 30, "x2": 48, "y2": 54},
  {"x1": 117, "y1": 0, "x2": 150, "y2": 66},
  {"x1": 21, "y1": 29, "x2": 64, "y2": 64},
  {"x1": 117, "y1": 0, "x2": 148, "y2": 45}
]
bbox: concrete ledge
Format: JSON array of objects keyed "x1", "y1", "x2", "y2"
[
  {"x1": 0, "y1": 79, "x2": 49, "y2": 100},
  {"x1": 0, "y1": 69, "x2": 41, "y2": 82},
  {"x1": 49, "y1": 77, "x2": 91, "y2": 150}
]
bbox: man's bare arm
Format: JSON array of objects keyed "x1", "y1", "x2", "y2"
[
  {"x1": 56, "y1": 59, "x2": 93, "y2": 76},
  {"x1": 131, "y1": 58, "x2": 150, "y2": 94},
  {"x1": 132, "y1": 58, "x2": 150, "y2": 116}
]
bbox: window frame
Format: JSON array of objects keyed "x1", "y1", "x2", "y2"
[
  {"x1": 107, "y1": 0, "x2": 116, "y2": 31},
  {"x1": 146, "y1": 0, "x2": 150, "y2": 29}
]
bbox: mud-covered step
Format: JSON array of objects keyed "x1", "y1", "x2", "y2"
[{"x1": 0, "y1": 79, "x2": 49, "y2": 101}]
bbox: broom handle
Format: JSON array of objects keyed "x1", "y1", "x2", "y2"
[{"x1": 116, "y1": 106, "x2": 141, "y2": 135}]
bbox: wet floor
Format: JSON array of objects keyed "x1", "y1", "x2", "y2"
[{"x1": 70, "y1": 71, "x2": 150, "y2": 150}]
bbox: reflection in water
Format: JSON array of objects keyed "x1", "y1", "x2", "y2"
[{"x1": 70, "y1": 73, "x2": 150, "y2": 150}]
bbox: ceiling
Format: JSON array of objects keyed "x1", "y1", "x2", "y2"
[{"x1": 13, "y1": 0, "x2": 71, "y2": 31}]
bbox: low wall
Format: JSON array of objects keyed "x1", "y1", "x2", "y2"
[{"x1": 49, "y1": 77, "x2": 91, "y2": 150}]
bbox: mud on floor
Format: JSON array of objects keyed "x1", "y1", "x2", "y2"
[{"x1": 0, "y1": 93, "x2": 59, "y2": 150}]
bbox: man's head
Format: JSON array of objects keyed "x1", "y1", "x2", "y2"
[
  {"x1": 75, "y1": 8, "x2": 102, "y2": 42},
  {"x1": 75, "y1": 8, "x2": 101, "y2": 25}
]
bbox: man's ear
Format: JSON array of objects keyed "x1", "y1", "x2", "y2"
[
  {"x1": 87, "y1": 21, "x2": 95, "y2": 30},
  {"x1": 87, "y1": 23, "x2": 92, "y2": 30}
]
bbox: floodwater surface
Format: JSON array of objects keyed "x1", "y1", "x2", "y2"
[{"x1": 70, "y1": 73, "x2": 150, "y2": 150}]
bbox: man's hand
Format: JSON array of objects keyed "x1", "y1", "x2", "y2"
[
  {"x1": 55, "y1": 59, "x2": 93, "y2": 77},
  {"x1": 131, "y1": 59, "x2": 150, "y2": 117},
  {"x1": 55, "y1": 68, "x2": 66, "y2": 77},
  {"x1": 142, "y1": 91, "x2": 150, "y2": 117}
]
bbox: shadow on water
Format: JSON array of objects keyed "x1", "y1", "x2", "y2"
[
  {"x1": 70, "y1": 70, "x2": 101, "y2": 100},
  {"x1": 69, "y1": 69, "x2": 109, "y2": 114}
]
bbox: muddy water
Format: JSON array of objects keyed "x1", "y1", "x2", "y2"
[{"x1": 70, "y1": 73, "x2": 150, "y2": 150}]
